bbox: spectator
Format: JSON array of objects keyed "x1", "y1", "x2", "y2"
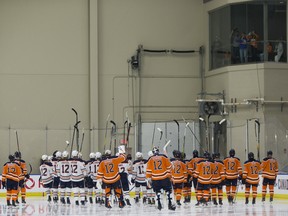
[
  {"x1": 247, "y1": 30, "x2": 260, "y2": 62},
  {"x1": 239, "y1": 32, "x2": 248, "y2": 63},
  {"x1": 275, "y1": 41, "x2": 284, "y2": 62},
  {"x1": 230, "y1": 28, "x2": 240, "y2": 64}
]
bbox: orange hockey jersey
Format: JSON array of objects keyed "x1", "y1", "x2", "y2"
[
  {"x1": 171, "y1": 158, "x2": 188, "y2": 184},
  {"x1": 14, "y1": 159, "x2": 27, "y2": 181},
  {"x1": 2, "y1": 162, "x2": 22, "y2": 182},
  {"x1": 261, "y1": 157, "x2": 278, "y2": 180},
  {"x1": 146, "y1": 154, "x2": 171, "y2": 180},
  {"x1": 97, "y1": 154, "x2": 126, "y2": 184},
  {"x1": 243, "y1": 159, "x2": 261, "y2": 184},
  {"x1": 223, "y1": 156, "x2": 242, "y2": 180},
  {"x1": 194, "y1": 159, "x2": 214, "y2": 184},
  {"x1": 211, "y1": 159, "x2": 225, "y2": 184},
  {"x1": 187, "y1": 157, "x2": 203, "y2": 177}
]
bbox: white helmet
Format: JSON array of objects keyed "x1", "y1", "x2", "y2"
[
  {"x1": 89, "y1": 152, "x2": 96, "y2": 159},
  {"x1": 62, "y1": 151, "x2": 69, "y2": 158},
  {"x1": 95, "y1": 152, "x2": 102, "y2": 159},
  {"x1": 78, "y1": 152, "x2": 83, "y2": 159},
  {"x1": 148, "y1": 150, "x2": 153, "y2": 157},
  {"x1": 136, "y1": 152, "x2": 143, "y2": 159},
  {"x1": 55, "y1": 151, "x2": 62, "y2": 158},
  {"x1": 152, "y1": 146, "x2": 159, "y2": 154},
  {"x1": 105, "y1": 149, "x2": 112, "y2": 156},
  {"x1": 48, "y1": 155, "x2": 53, "y2": 161},
  {"x1": 115, "y1": 152, "x2": 120, "y2": 156},
  {"x1": 41, "y1": 154, "x2": 48, "y2": 161},
  {"x1": 71, "y1": 150, "x2": 78, "y2": 158}
]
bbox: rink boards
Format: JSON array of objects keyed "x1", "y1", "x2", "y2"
[{"x1": 0, "y1": 174, "x2": 288, "y2": 198}]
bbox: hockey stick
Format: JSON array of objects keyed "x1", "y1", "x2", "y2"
[
  {"x1": 104, "y1": 114, "x2": 110, "y2": 151},
  {"x1": 151, "y1": 122, "x2": 156, "y2": 148},
  {"x1": 126, "y1": 122, "x2": 132, "y2": 148},
  {"x1": 15, "y1": 130, "x2": 20, "y2": 153},
  {"x1": 174, "y1": 120, "x2": 180, "y2": 151},
  {"x1": 72, "y1": 108, "x2": 80, "y2": 151},
  {"x1": 64, "y1": 141, "x2": 70, "y2": 151},
  {"x1": 157, "y1": 128, "x2": 163, "y2": 147},
  {"x1": 110, "y1": 120, "x2": 117, "y2": 153},
  {"x1": 79, "y1": 128, "x2": 85, "y2": 152},
  {"x1": 255, "y1": 120, "x2": 260, "y2": 160},
  {"x1": 182, "y1": 117, "x2": 202, "y2": 149},
  {"x1": 163, "y1": 140, "x2": 171, "y2": 156},
  {"x1": 182, "y1": 122, "x2": 189, "y2": 154},
  {"x1": 70, "y1": 120, "x2": 81, "y2": 156},
  {"x1": 123, "y1": 120, "x2": 128, "y2": 144}
]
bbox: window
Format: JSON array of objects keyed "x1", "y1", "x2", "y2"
[{"x1": 209, "y1": 1, "x2": 287, "y2": 70}]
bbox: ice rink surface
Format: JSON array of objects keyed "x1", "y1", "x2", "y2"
[{"x1": 0, "y1": 197, "x2": 288, "y2": 216}]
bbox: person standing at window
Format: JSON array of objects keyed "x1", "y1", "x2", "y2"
[{"x1": 239, "y1": 32, "x2": 248, "y2": 63}]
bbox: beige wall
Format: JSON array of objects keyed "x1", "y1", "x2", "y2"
[{"x1": 0, "y1": 0, "x2": 287, "y2": 172}]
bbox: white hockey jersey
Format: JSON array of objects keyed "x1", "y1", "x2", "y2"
[
  {"x1": 132, "y1": 159, "x2": 147, "y2": 183},
  {"x1": 70, "y1": 159, "x2": 87, "y2": 182},
  {"x1": 87, "y1": 159, "x2": 101, "y2": 182},
  {"x1": 39, "y1": 162, "x2": 55, "y2": 185},
  {"x1": 56, "y1": 159, "x2": 71, "y2": 182}
]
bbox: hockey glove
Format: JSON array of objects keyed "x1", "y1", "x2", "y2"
[{"x1": 2, "y1": 181, "x2": 6, "y2": 189}]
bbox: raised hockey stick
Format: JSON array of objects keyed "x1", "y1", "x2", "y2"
[
  {"x1": 182, "y1": 122, "x2": 189, "y2": 154},
  {"x1": 15, "y1": 130, "x2": 20, "y2": 153},
  {"x1": 110, "y1": 120, "x2": 117, "y2": 153},
  {"x1": 182, "y1": 117, "x2": 202, "y2": 149},
  {"x1": 70, "y1": 120, "x2": 81, "y2": 156},
  {"x1": 255, "y1": 120, "x2": 260, "y2": 160},
  {"x1": 126, "y1": 122, "x2": 132, "y2": 148},
  {"x1": 174, "y1": 120, "x2": 180, "y2": 151},
  {"x1": 151, "y1": 122, "x2": 156, "y2": 148},
  {"x1": 104, "y1": 114, "x2": 110, "y2": 151},
  {"x1": 79, "y1": 128, "x2": 85, "y2": 152},
  {"x1": 72, "y1": 108, "x2": 80, "y2": 151},
  {"x1": 163, "y1": 140, "x2": 171, "y2": 156},
  {"x1": 65, "y1": 140, "x2": 70, "y2": 151},
  {"x1": 157, "y1": 127, "x2": 163, "y2": 147}
]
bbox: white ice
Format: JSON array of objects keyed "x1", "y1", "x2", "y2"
[{"x1": 0, "y1": 197, "x2": 288, "y2": 216}]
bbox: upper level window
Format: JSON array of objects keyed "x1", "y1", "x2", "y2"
[{"x1": 209, "y1": 1, "x2": 287, "y2": 70}]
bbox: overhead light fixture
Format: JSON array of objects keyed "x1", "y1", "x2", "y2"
[
  {"x1": 219, "y1": 119, "x2": 226, "y2": 125},
  {"x1": 199, "y1": 117, "x2": 205, "y2": 122}
]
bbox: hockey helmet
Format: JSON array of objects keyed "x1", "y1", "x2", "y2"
[
  {"x1": 62, "y1": 151, "x2": 69, "y2": 158},
  {"x1": 267, "y1": 150, "x2": 273, "y2": 156},
  {"x1": 55, "y1": 151, "x2": 62, "y2": 158},
  {"x1": 229, "y1": 149, "x2": 235, "y2": 157},
  {"x1": 89, "y1": 152, "x2": 96, "y2": 159},
  {"x1": 193, "y1": 150, "x2": 199, "y2": 157},
  {"x1": 148, "y1": 150, "x2": 153, "y2": 157},
  {"x1": 248, "y1": 152, "x2": 254, "y2": 160},
  {"x1": 41, "y1": 154, "x2": 48, "y2": 161},
  {"x1": 9, "y1": 154, "x2": 15, "y2": 162},
  {"x1": 173, "y1": 150, "x2": 181, "y2": 158},
  {"x1": 203, "y1": 151, "x2": 210, "y2": 159},
  {"x1": 71, "y1": 150, "x2": 79, "y2": 158},
  {"x1": 152, "y1": 146, "x2": 159, "y2": 154},
  {"x1": 14, "y1": 151, "x2": 21, "y2": 159},
  {"x1": 105, "y1": 149, "x2": 112, "y2": 156},
  {"x1": 95, "y1": 152, "x2": 102, "y2": 159},
  {"x1": 136, "y1": 152, "x2": 143, "y2": 159}
]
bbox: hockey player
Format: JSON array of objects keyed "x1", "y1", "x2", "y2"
[
  {"x1": 132, "y1": 152, "x2": 148, "y2": 203},
  {"x1": 170, "y1": 150, "x2": 188, "y2": 206},
  {"x1": 261, "y1": 150, "x2": 278, "y2": 203},
  {"x1": 194, "y1": 151, "x2": 214, "y2": 206},
  {"x1": 92, "y1": 152, "x2": 104, "y2": 204},
  {"x1": 146, "y1": 150, "x2": 155, "y2": 205},
  {"x1": 14, "y1": 151, "x2": 29, "y2": 204},
  {"x1": 39, "y1": 154, "x2": 56, "y2": 202},
  {"x1": 181, "y1": 153, "x2": 192, "y2": 204},
  {"x1": 2, "y1": 155, "x2": 21, "y2": 207},
  {"x1": 56, "y1": 150, "x2": 72, "y2": 205},
  {"x1": 51, "y1": 151, "x2": 61, "y2": 203},
  {"x1": 70, "y1": 150, "x2": 87, "y2": 206},
  {"x1": 146, "y1": 146, "x2": 176, "y2": 211},
  {"x1": 86, "y1": 152, "x2": 96, "y2": 204},
  {"x1": 242, "y1": 152, "x2": 261, "y2": 205},
  {"x1": 211, "y1": 153, "x2": 225, "y2": 205},
  {"x1": 97, "y1": 147, "x2": 126, "y2": 209},
  {"x1": 223, "y1": 149, "x2": 242, "y2": 204},
  {"x1": 187, "y1": 150, "x2": 203, "y2": 203},
  {"x1": 118, "y1": 154, "x2": 133, "y2": 206}
]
